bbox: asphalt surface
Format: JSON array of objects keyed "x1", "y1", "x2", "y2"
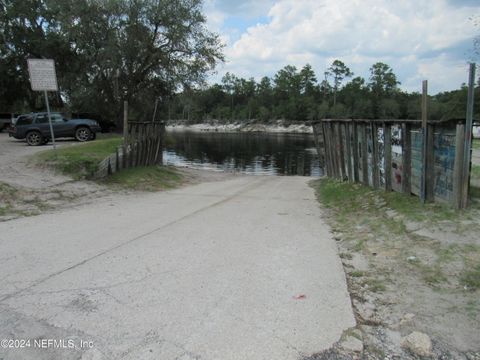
[{"x1": 0, "y1": 175, "x2": 355, "y2": 360}]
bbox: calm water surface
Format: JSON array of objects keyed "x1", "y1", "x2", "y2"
[{"x1": 163, "y1": 131, "x2": 323, "y2": 176}]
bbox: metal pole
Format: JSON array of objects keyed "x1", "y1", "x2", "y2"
[
  {"x1": 460, "y1": 63, "x2": 476, "y2": 208},
  {"x1": 44, "y1": 90, "x2": 56, "y2": 150},
  {"x1": 420, "y1": 80, "x2": 428, "y2": 203}
]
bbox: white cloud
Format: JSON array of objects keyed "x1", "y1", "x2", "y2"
[{"x1": 209, "y1": 0, "x2": 479, "y2": 93}]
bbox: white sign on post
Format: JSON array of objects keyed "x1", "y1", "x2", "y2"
[
  {"x1": 27, "y1": 59, "x2": 58, "y2": 149},
  {"x1": 27, "y1": 59, "x2": 58, "y2": 91}
]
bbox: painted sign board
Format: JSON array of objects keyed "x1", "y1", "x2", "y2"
[{"x1": 27, "y1": 59, "x2": 58, "y2": 91}]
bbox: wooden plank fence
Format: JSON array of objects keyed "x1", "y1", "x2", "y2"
[
  {"x1": 95, "y1": 121, "x2": 165, "y2": 178},
  {"x1": 312, "y1": 118, "x2": 474, "y2": 208}
]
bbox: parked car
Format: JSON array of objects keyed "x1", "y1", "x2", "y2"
[
  {"x1": 71, "y1": 112, "x2": 116, "y2": 133},
  {"x1": 9, "y1": 112, "x2": 101, "y2": 146}
]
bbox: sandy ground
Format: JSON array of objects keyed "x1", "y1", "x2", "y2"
[
  {"x1": 0, "y1": 133, "x2": 116, "y2": 221},
  {"x1": 0, "y1": 133, "x2": 74, "y2": 188},
  {"x1": 310, "y1": 181, "x2": 480, "y2": 360}
]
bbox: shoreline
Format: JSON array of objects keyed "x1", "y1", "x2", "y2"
[{"x1": 165, "y1": 122, "x2": 313, "y2": 134}]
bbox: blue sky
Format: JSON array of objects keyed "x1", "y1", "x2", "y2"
[{"x1": 203, "y1": 0, "x2": 480, "y2": 94}]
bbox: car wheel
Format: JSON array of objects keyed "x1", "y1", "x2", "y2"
[
  {"x1": 75, "y1": 127, "x2": 91, "y2": 142},
  {"x1": 26, "y1": 131, "x2": 44, "y2": 146}
]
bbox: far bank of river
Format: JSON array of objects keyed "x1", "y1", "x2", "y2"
[{"x1": 166, "y1": 122, "x2": 313, "y2": 134}]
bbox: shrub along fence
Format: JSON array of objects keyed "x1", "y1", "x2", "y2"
[
  {"x1": 311, "y1": 118, "x2": 473, "y2": 208},
  {"x1": 95, "y1": 121, "x2": 165, "y2": 178}
]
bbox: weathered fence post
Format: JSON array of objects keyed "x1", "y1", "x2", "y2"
[
  {"x1": 425, "y1": 123, "x2": 435, "y2": 201},
  {"x1": 352, "y1": 122, "x2": 359, "y2": 182},
  {"x1": 361, "y1": 123, "x2": 369, "y2": 185},
  {"x1": 371, "y1": 122, "x2": 380, "y2": 189},
  {"x1": 123, "y1": 100, "x2": 128, "y2": 143},
  {"x1": 402, "y1": 123, "x2": 412, "y2": 194},
  {"x1": 420, "y1": 80, "x2": 428, "y2": 203},
  {"x1": 345, "y1": 122, "x2": 353, "y2": 182},
  {"x1": 460, "y1": 63, "x2": 476, "y2": 208},
  {"x1": 454, "y1": 123, "x2": 466, "y2": 208},
  {"x1": 383, "y1": 123, "x2": 392, "y2": 191},
  {"x1": 115, "y1": 147, "x2": 120, "y2": 171}
]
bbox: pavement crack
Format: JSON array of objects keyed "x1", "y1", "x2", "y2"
[{"x1": 0, "y1": 177, "x2": 267, "y2": 303}]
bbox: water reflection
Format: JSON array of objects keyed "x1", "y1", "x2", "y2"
[{"x1": 163, "y1": 131, "x2": 323, "y2": 176}]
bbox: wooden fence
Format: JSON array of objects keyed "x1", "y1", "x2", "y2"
[
  {"x1": 95, "y1": 121, "x2": 165, "y2": 178},
  {"x1": 311, "y1": 118, "x2": 473, "y2": 208}
]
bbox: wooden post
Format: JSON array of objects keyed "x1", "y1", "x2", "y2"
[
  {"x1": 115, "y1": 147, "x2": 120, "y2": 171},
  {"x1": 371, "y1": 122, "x2": 380, "y2": 188},
  {"x1": 361, "y1": 123, "x2": 369, "y2": 185},
  {"x1": 420, "y1": 80, "x2": 428, "y2": 203},
  {"x1": 460, "y1": 63, "x2": 476, "y2": 208},
  {"x1": 352, "y1": 122, "x2": 359, "y2": 182},
  {"x1": 122, "y1": 144, "x2": 127, "y2": 169},
  {"x1": 345, "y1": 123, "x2": 353, "y2": 182},
  {"x1": 331, "y1": 123, "x2": 338, "y2": 178},
  {"x1": 402, "y1": 123, "x2": 412, "y2": 194},
  {"x1": 454, "y1": 123, "x2": 465, "y2": 208},
  {"x1": 129, "y1": 142, "x2": 133, "y2": 168},
  {"x1": 321, "y1": 122, "x2": 330, "y2": 176},
  {"x1": 123, "y1": 100, "x2": 128, "y2": 144},
  {"x1": 338, "y1": 123, "x2": 346, "y2": 180},
  {"x1": 426, "y1": 124, "x2": 435, "y2": 201},
  {"x1": 383, "y1": 123, "x2": 392, "y2": 191},
  {"x1": 330, "y1": 123, "x2": 337, "y2": 178}
]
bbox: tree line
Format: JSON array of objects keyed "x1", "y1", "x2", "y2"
[
  {"x1": 0, "y1": 0, "x2": 223, "y2": 123},
  {"x1": 0, "y1": 0, "x2": 477, "y2": 125},
  {"x1": 165, "y1": 61, "x2": 480, "y2": 123}
]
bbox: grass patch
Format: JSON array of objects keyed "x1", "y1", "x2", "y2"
[
  {"x1": 472, "y1": 165, "x2": 480, "y2": 179},
  {"x1": 340, "y1": 252, "x2": 353, "y2": 260},
  {"x1": 421, "y1": 266, "x2": 448, "y2": 286},
  {"x1": 32, "y1": 137, "x2": 122, "y2": 179},
  {"x1": 349, "y1": 270, "x2": 366, "y2": 277},
  {"x1": 472, "y1": 138, "x2": 480, "y2": 150},
  {"x1": 313, "y1": 178, "x2": 480, "y2": 290},
  {"x1": 0, "y1": 182, "x2": 18, "y2": 215},
  {"x1": 101, "y1": 166, "x2": 183, "y2": 191},
  {"x1": 363, "y1": 278, "x2": 386, "y2": 292},
  {"x1": 0, "y1": 182, "x2": 18, "y2": 199},
  {"x1": 460, "y1": 264, "x2": 480, "y2": 290}
]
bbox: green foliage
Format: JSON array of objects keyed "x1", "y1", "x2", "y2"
[
  {"x1": 0, "y1": 0, "x2": 224, "y2": 122},
  {"x1": 164, "y1": 59, "x2": 479, "y2": 123},
  {"x1": 472, "y1": 139, "x2": 480, "y2": 150},
  {"x1": 33, "y1": 137, "x2": 122, "y2": 179},
  {"x1": 327, "y1": 60, "x2": 353, "y2": 106}
]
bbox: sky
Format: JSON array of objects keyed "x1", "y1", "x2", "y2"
[{"x1": 202, "y1": 0, "x2": 480, "y2": 94}]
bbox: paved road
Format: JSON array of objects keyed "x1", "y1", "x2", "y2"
[{"x1": 0, "y1": 175, "x2": 355, "y2": 360}]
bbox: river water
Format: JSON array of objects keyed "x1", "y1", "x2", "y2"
[{"x1": 163, "y1": 131, "x2": 323, "y2": 176}]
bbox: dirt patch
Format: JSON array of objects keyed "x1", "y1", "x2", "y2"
[{"x1": 311, "y1": 178, "x2": 480, "y2": 359}]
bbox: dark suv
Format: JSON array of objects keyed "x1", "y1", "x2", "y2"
[{"x1": 9, "y1": 112, "x2": 101, "y2": 146}]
